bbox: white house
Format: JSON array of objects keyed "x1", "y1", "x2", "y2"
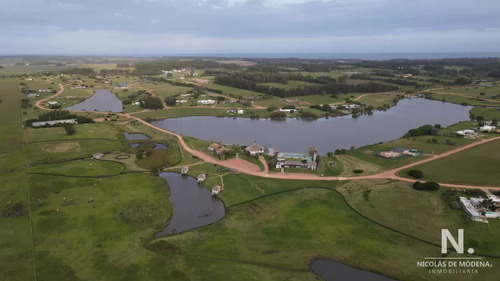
[
  {"x1": 227, "y1": 108, "x2": 244, "y2": 114},
  {"x1": 245, "y1": 143, "x2": 266, "y2": 156},
  {"x1": 456, "y1": 129, "x2": 475, "y2": 136},
  {"x1": 27, "y1": 93, "x2": 40, "y2": 98},
  {"x1": 176, "y1": 100, "x2": 188, "y2": 104},
  {"x1": 480, "y1": 125, "x2": 496, "y2": 132},
  {"x1": 198, "y1": 100, "x2": 216, "y2": 105},
  {"x1": 278, "y1": 108, "x2": 297, "y2": 113},
  {"x1": 47, "y1": 101, "x2": 59, "y2": 106}
]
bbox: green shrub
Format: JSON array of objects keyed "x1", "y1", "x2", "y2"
[{"x1": 408, "y1": 169, "x2": 424, "y2": 178}]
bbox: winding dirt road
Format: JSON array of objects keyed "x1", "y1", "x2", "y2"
[{"x1": 38, "y1": 81, "x2": 500, "y2": 190}]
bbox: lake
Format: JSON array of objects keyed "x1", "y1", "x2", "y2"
[
  {"x1": 152, "y1": 98, "x2": 472, "y2": 153},
  {"x1": 155, "y1": 172, "x2": 225, "y2": 237},
  {"x1": 310, "y1": 259, "x2": 397, "y2": 281},
  {"x1": 66, "y1": 89, "x2": 123, "y2": 112}
]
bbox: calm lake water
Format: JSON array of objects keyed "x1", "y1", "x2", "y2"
[
  {"x1": 152, "y1": 98, "x2": 472, "y2": 153},
  {"x1": 156, "y1": 172, "x2": 225, "y2": 237},
  {"x1": 310, "y1": 260, "x2": 397, "y2": 281},
  {"x1": 66, "y1": 89, "x2": 123, "y2": 112}
]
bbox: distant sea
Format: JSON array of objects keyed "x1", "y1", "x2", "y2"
[{"x1": 129, "y1": 52, "x2": 500, "y2": 60}]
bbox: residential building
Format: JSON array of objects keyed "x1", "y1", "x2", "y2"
[
  {"x1": 197, "y1": 100, "x2": 216, "y2": 105},
  {"x1": 197, "y1": 174, "x2": 206, "y2": 183},
  {"x1": 245, "y1": 143, "x2": 266, "y2": 156},
  {"x1": 227, "y1": 108, "x2": 244, "y2": 114}
]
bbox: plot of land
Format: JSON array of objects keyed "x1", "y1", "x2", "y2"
[{"x1": 402, "y1": 139, "x2": 500, "y2": 186}]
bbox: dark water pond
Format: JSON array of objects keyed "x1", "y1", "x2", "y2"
[
  {"x1": 122, "y1": 132, "x2": 150, "y2": 140},
  {"x1": 311, "y1": 259, "x2": 397, "y2": 281},
  {"x1": 152, "y1": 98, "x2": 472, "y2": 153},
  {"x1": 65, "y1": 89, "x2": 123, "y2": 112},
  {"x1": 156, "y1": 172, "x2": 225, "y2": 237}
]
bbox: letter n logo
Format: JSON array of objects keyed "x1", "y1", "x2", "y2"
[{"x1": 441, "y1": 229, "x2": 464, "y2": 254}]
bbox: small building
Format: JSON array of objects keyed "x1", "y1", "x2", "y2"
[
  {"x1": 47, "y1": 101, "x2": 59, "y2": 106},
  {"x1": 227, "y1": 108, "x2": 244, "y2": 114},
  {"x1": 197, "y1": 99, "x2": 216, "y2": 105},
  {"x1": 27, "y1": 93, "x2": 40, "y2": 98},
  {"x1": 245, "y1": 143, "x2": 266, "y2": 156},
  {"x1": 37, "y1": 89, "x2": 53, "y2": 93},
  {"x1": 207, "y1": 143, "x2": 227, "y2": 155},
  {"x1": 176, "y1": 99, "x2": 188, "y2": 104},
  {"x1": 456, "y1": 129, "x2": 475, "y2": 136},
  {"x1": 211, "y1": 186, "x2": 221, "y2": 196},
  {"x1": 197, "y1": 174, "x2": 206, "y2": 183},
  {"x1": 181, "y1": 166, "x2": 189, "y2": 175},
  {"x1": 92, "y1": 153, "x2": 104, "y2": 160},
  {"x1": 480, "y1": 125, "x2": 496, "y2": 132},
  {"x1": 278, "y1": 108, "x2": 297, "y2": 114},
  {"x1": 344, "y1": 104, "x2": 360, "y2": 109},
  {"x1": 309, "y1": 147, "x2": 319, "y2": 162}
]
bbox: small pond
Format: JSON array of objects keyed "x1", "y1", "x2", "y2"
[
  {"x1": 310, "y1": 259, "x2": 398, "y2": 281},
  {"x1": 65, "y1": 89, "x2": 123, "y2": 112},
  {"x1": 155, "y1": 172, "x2": 225, "y2": 236},
  {"x1": 122, "y1": 132, "x2": 150, "y2": 140}
]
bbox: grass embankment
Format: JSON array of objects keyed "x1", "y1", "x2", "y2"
[
  {"x1": 400, "y1": 139, "x2": 500, "y2": 186},
  {"x1": 0, "y1": 78, "x2": 34, "y2": 281}
]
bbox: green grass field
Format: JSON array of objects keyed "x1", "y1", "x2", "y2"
[
  {"x1": 470, "y1": 107, "x2": 500, "y2": 120},
  {"x1": 28, "y1": 159, "x2": 125, "y2": 176},
  {"x1": 339, "y1": 180, "x2": 500, "y2": 255},
  {"x1": 400, "y1": 139, "x2": 500, "y2": 186}
]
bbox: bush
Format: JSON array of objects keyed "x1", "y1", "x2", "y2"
[
  {"x1": 353, "y1": 169, "x2": 364, "y2": 174},
  {"x1": 408, "y1": 169, "x2": 424, "y2": 178},
  {"x1": 2, "y1": 202, "x2": 28, "y2": 217},
  {"x1": 449, "y1": 201, "x2": 461, "y2": 210},
  {"x1": 413, "y1": 181, "x2": 440, "y2": 191}
]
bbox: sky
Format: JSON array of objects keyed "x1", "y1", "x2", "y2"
[{"x1": 0, "y1": 0, "x2": 499, "y2": 55}]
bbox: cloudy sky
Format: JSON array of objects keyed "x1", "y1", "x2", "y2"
[{"x1": 1, "y1": 0, "x2": 499, "y2": 55}]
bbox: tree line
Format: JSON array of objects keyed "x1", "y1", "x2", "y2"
[{"x1": 214, "y1": 73, "x2": 398, "y2": 98}]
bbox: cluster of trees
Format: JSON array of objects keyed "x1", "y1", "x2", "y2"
[
  {"x1": 405, "y1": 124, "x2": 440, "y2": 137},
  {"x1": 165, "y1": 96, "x2": 177, "y2": 107},
  {"x1": 61, "y1": 68, "x2": 95, "y2": 75},
  {"x1": 139, "y1": 96, "x2": 164, "y2": 110},
  {"x1": 20, "y1": 98, "x2": 32, "y2": 109},
  {"x1": 214, "y1": 73, "x2": 398, "y2": 98},
  {"x1": 99, "y1": 69, "x2": 130, "y2": 76},
  {"x1": 413, "y1": 181, "x2": 440, "y2": 191}
]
